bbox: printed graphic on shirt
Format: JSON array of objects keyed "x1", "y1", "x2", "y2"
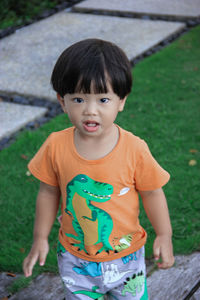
[
  {"x1": 121, "y1": 271, "x2": 145, "y2": 297},
  {"x1": 57, "y1": 241, "x2": 66, "y2": 255},
  {"x1": 65, "y1": 174, "x2": 114, "y2": 255},
  {"x1": 118, "y1": 187, "x2": 130, "y2": 196},
  {"x1": 112, "y1": 234, "x2": 133, "y2": 253},
  {"x1": 73, "y1": 285, "x2": 105, "y2": 299}
]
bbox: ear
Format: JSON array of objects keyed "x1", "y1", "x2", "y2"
[
  {"x1": 118, "y1": 96, "x2": 127, "y2": 112},
  {"x1": 57, "y1": 93, "x2": 66, "y2": 113}
]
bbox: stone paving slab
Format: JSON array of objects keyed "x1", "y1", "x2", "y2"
[
  {"x1": 147, "y1": 252, "x2": 200, "y2": 300},
  {"x1": 74, "y1": 0, "x2": 200, "y2": 20},
  {"x1": 0, "y1": 102, "x2": 47, "y2": 140},
  {"x1": 0, "y1": 12, "x2": 185, "y2": 102},
  {"x1": 9, "y1": 273, "x2": 65, "y2": 300},
  {"x1": 0, "y1": 273, "x2": 21, "y2": 298}
]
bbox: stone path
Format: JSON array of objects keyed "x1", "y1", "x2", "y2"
[
  {"x1": 0, "y1": 0, "x2": 192, "y2": 140},
  {"x1": 147, "y1": 252, "x2": 200, "y2": 300},
  {"x1": 0, "y1": 0, "x2": 199, "y2": 140},
  {"x1": 0, "y1": 0, "x2": 200, "y2": 298},
  {"x1": 0, "y1": 101, "x2": 47, "y2": 140},
  {"x1": 0, "y1": 13, "x2": 184, "y2": 101},
  {"x1": 74, "y1": 0, "x2": 200, "y2": 20}
]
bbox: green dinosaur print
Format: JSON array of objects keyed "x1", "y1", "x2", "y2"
[
  {"x1": 65, "y1": 174, "x2": 114, "y2": 254},
  {"x1": 57, "y1": 241, "x2": 66, "y2": 255},
  {"x1": 113, "y1": 234, "x2": 133, "y2": 252},
  {"x1": 73, "y1": 285, "x2": 104, "y2": 299},
  {"x1": 122, "y1": 271, "x2": 145, "y2": 297}
]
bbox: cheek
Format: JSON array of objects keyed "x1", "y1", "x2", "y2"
[
  {"x1": 66, "y1": 108, "x2": 80, "y2": 122},
  {"x1": 64, "y1": 104, "x2": 74, "y2": 116},
  {"x1": 104, "y1": 110, "x2": 118, "y2": 123}
]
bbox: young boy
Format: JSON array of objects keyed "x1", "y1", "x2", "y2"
[{"x1": 23, "y1": 38, "x2": 174, "y2": 299}]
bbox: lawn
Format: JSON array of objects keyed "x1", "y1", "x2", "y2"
[
  {"x1": 0, "y1": 0, "x2": 72, "y2": 30},
  {"x1": 0, "y1": 25, "x2": 200, "y2": 281}
]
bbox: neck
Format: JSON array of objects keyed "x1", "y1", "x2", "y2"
[{"x1": 74, "y1": 125, "x2": 119, "y2": 160}]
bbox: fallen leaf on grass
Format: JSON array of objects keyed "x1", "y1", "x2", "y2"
[
  {"x1": 20, "y1": 248, "x2": 25, "y2": 253},
  {"x1": 6, "y1": 273, "x2": 16, "y2": 278},
  {"x1": 189, "y1": 149, "x2": 198, "y2": 153},
  {"x1": 21, "y1": 154, "x2": 28, "y2": 160},
  {"x1": 189, "y1": 159, "x2": 197, "y2": 166}
]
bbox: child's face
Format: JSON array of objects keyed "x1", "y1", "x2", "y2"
[{"x1": 57, "y1": 82, "x2": 127, "y2": 139}]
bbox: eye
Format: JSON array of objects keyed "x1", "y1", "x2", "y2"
[
  {"x1": 100, "y1": 98, "x2": 109, "y2": 103},
  {"x1": 73, "y1": 98, "x2": 84, "y2": 103}
]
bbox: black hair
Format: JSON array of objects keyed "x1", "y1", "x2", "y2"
[{"x1": 51, "y1": 38, "x2": 132, "y2": 99}]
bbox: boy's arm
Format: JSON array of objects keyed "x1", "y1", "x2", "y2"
[
  {"x1": 139, "y1": 188, "x2": 175, "y2": 269},
  {"x1": 23, "y1": 182, "x2": 60, "y2": 277}
]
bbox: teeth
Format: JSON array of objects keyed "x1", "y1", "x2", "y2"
[{"x1": 87, "y1": 123, "x2": 96, "y2": 127}]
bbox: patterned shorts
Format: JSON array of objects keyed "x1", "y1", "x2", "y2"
[{"x1": 57, "y1": 246, "x2": 148, "y2": 300}]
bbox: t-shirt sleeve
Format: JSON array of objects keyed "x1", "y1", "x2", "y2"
[
  {"x1": 28, "y1": 134, "x2": 58, "y2": 186},
  {"x1": 134, "y1": 140, "x2": 170, "y2": 191}
]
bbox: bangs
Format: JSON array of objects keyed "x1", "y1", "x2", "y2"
[
  {"x1": 51, "y1": 38, "x2": 132, "y2": 99},
  {"x1": 74, "y1": 70, "x2": 109, "y2": 95},
  {"x1": 56, "y1": 49, "x2": 109, "y2": 96}
]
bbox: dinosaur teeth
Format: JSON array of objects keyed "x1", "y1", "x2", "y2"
[{"x1": 83, "y1": 189, "x2": 111, "y2": 199}]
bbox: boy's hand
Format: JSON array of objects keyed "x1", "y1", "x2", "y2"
[
  {"x1": 153, "y1": 235, "x2": 175, "y2": 269},
  {"x1": 23, "y1": 239, "x2": 49, "y2": 277}
]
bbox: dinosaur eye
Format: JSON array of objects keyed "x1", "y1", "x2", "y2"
[{"x1": 80, "y1": 177, "x2": 87, "y2": 182}]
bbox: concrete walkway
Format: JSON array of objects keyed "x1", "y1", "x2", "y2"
[
  {"x1": 0, "y1": 0, "x2": 190, "y2": 140},
  {"x1": 0, "y1": 13, "x2": 184, "y2": 101},
  {"x1": 74, "y1": 0, "x2": 200, "y2": 20},
  {"x1": 0, "y1": 0, "x2": 200, "y2": 299}
]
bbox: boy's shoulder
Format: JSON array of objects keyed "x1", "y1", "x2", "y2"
[
  {"x1": 119, "y1": 126, "x2": 147, "y2": 148},
  {"x1": 48, "y1": 127, "x2": 73, "y2": 141},
  {"x1": 118, "y1": 126, "x2": 151, "y2": 159},
  {"x1": 41, "y1": 127, "x2": 74, "y2": 152}
]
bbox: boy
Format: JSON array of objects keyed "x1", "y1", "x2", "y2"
[{"x1": 23, "y1": 38, "x2": 174, "y2": 299}]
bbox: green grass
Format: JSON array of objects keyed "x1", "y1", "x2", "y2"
[
  {"x1": 0, "y1": 0, "x2": 68, "y2": 30},
  {"x1": 0, "y1": 115, "x2": 70, "y2": 274},
  {"x1": 0, "y1": 26, "x2": 200, "y2": 278}
]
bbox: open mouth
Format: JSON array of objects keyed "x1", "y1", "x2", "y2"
[{"x1": 83, "y1": 121, "x2": 100, "y2": 132}]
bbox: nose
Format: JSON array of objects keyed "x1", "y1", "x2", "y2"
[{"x1": 83, "y1": 101, "x2": 97, "y2": 115}]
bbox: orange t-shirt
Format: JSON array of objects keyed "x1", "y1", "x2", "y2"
[{"x1": 28, "y1": 126, "x2": 170, "y2": 262}]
